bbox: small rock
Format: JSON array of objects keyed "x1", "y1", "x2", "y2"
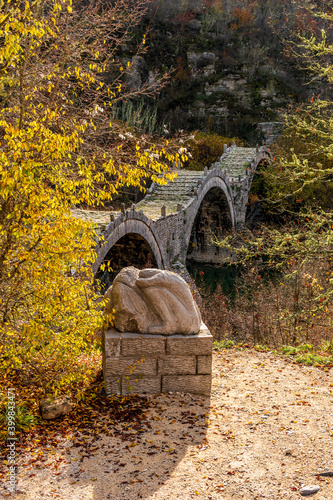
[
  {"x1": 300, "y1": 485, "x2": 320, "y2": 496},
  {"x1": 285, "y1": 449, "x2": 293, "y2": 456},
  {"x1": 40, "y1": 396, "x2": 74, "y2": 420}
]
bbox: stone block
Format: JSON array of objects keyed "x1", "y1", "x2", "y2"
[
  {"x1": 162, "y1": 375, "x2": 211, "y2": 396},
  {"x1": 104, "y1": 330, "x2": 121, "y2": 357},
  {"x1": 197, "y1": 355, "x2": 212, "y2": 374},
  {"x1": 166, "y1": 324, "x2": 212, "y2": 356},
  {"x1": 105, "y1": 376, "x2": 121, "y2": 395},
  {"x1": 103, "y1": 325, "x2": 212, "y2": 396},
  {"x1": 158, "y1": 356, "x2": 196, "y2": 375},
  {"x1": 104, "y1": 357, "x2": 157, "y2": 376},
  {"x1": 121, "y1": 333, "x2": 166, "y2": 356},
  {"x1": 122, "y1": 376, "x2": 161, "y2": 395}
]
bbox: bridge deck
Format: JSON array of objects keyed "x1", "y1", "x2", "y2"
[
  {"x1": 136, "y1": 170, "x2": 203, "y2": 218},
  {"x1": 219, "y1": 147, "x2": 257, "y2": 178},
  {"x1": 71, "y1": 145, "x2": 267, "y2": 228},
  {"x1": 135, "y1": 146, "x2": 257, "y2": 218},
  {"x1": 70, "y1": 208, "x2": 116, "y2": 228}
]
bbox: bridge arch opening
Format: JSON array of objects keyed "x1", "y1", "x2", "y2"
[
  {"x1": 96, "y1": 233, "x2": 158, "y2": 292},
  {"x1": 245, "y1": 158, "x2": 270, "y2": 228},
  {"x1": 186, "y1": 186, "x2": 233, "y2": 265}
]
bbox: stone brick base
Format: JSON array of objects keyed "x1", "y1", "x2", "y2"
[{"x1": 103, "y1": 324, "x2": 212, "y2": 396}]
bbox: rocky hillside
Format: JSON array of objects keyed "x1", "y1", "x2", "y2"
[{"x1": 122, "y1": 0, "x2": 325, "y2": 145}]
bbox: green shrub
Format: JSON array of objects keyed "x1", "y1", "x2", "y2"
[
  {"x1": 186, "y1": 132, "x2": 243, "y2": 171},
  {"x1": 0, "y1": 396, "x2": 39, "y2": 435}
]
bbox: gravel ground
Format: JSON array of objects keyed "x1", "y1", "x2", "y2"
[{"x1": 3, "y1": 349, "x2": 333, "y2": 500}]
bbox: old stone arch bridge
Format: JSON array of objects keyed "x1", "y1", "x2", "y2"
[{"x1": 87, "y1": 144, "x2": 271, "y2": 282}]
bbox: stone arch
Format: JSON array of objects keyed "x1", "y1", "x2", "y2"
[
  {"x1": 247, "y1": 151, "x2": 272, "y2": 197},
  {"x1": 93, "y1": 215, "x2": 167, "y2": 276},
  {"x1": 184, "y1": 172, "x2": 235, "y2": 263},
  {"x1": 185, "y1": 173, "x2": 235, "y2": 250},
  {"x1": 240, "y1": 149, "x2": 272, "y2": 227}
]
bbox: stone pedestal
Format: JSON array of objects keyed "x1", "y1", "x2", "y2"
[{"x1": 103, "y1": 323, "x2": 212, "y2": 396}]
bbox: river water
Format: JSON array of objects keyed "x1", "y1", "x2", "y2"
[{"x1": 186, "y1": 261, "x2": 240, "y2": 301}]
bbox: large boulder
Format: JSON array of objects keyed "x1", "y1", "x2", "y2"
[{"x1": 104, "y1": 267, "x2": 201, "y2": 335}]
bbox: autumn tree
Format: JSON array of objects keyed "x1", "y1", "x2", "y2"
[{"x1": 0, "y1": 0, "x2": 183, "y2": 395}]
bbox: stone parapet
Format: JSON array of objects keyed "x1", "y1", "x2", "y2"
[{"x1": 103, "y1": 324, "x2": 212, "y2": 396}]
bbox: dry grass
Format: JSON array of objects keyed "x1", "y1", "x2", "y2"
[{"x1": 199, "y1": 258, "x2": 333, "y2": 350}]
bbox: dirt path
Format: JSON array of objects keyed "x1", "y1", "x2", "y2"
[{"x1": 6, "y1": 349, "x2": 333, "y2": 499}]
